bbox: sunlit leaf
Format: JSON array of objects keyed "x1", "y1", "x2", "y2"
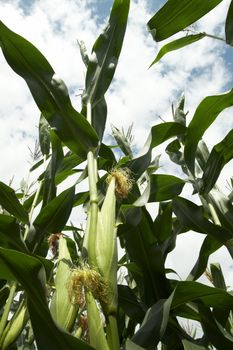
[
  {"x1": 184, "y1": 90, "x2": 233, "y2": 174},
  {"x1": 0, "y1": 21, "x2": 99, "y2": 158},
  {"x1": 149, "y1": 33, "x2": 205, "y2": 66},
  {"x1": 225, "y1": 0, "x2": 233, "y2": 46},
  {"x1": 83, "y1": 0, "x2": 130, "y2": 140},
  {"x1": 127, "y1": 122, "x2": 186, "y2": 178},
  {"x1": 201, "y1": 129, "x2": 233, "y2": 193},
  {"x1": 147, "y1": 0, "x2": 223, "y2": 41}
]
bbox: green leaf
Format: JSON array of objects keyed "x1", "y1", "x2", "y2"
[
  {"x1": 0, "y1": 182, "x2": 29, "y2": 224},
  {"x1": 181, "y1": 339, "x2": 207, "y2": 349},
  {"x1": 127, "y1": 122, "x2": 186, "y2": 179},
  {"x1": 39, "y1": 114, "x2": 50, "y2": 156},
  {"x1": 33, "y1": 187, "x2": 75, "y2": 247},
  {"x1": 0, "y1": 247, "x2": 92, "y2": 350},
  {"x1": 225, "y1": 0, "x2": 233, "y2": 46},
  {"x1": 118, "y1": 285, "x2": 146, "y2": 323},
  {"x1": 173, "y1": 197, "x2": 233, "y2": 244},
  {"x1": 125, "y1": 339, "x2": 145, "y2": 350},
  {"x1": 42, "y1": 129, "x2": 63, "y2": 206},
  {"x1": 0, "y1": 214, "x2": 28, "y2": 252},
  {"x1": 149, "y1": 34, "x2": 205, "y2": 66},
  {"x1": 149, "y1": 174, "x2": 185, "y2": 202},
  {"x1": 184, "y1": 90, "x2": 233, "y2": 174},
  {"x1": 198, "y1": 304, "x2": 233, "y2": 349},
  {"x1": 55, "y1": 151, "x2": 83, "y2": 185},
  {"x1": 188, "y1": 235, "x2": 221, "y2": 280},
  {"x1": 0, "y1": 21, "x2": 99, "y2": 158},
  {"x1": 201, "y1": 129, "x2": 233, "y2": 193},
  {"x1": 84, "y1": 0, "x2": 130, "y2": 106},
  {"x1": 123, "y1": 208, "x2": 171, "y2": 305},
  {"x1": 132, "y1": 291, "x2": 175, "y2": 349},
  {"x1": 83, "y1": 0, "x2": 130, "y2": 140},
  {"x1": 210, "y1": 263, "x2": 227, "y2": 290},
  {"x1": 171, "y1": 281, "x2": 233, "y2": 310},
  {"x1": 147, "y1": 0, "x2": 223, "y2": 42},
  {"x1": 0, "y1": 285, "x2": 9, "y2": 311}
]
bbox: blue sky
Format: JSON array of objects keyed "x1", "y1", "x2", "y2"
[{"x1": 1, "y1": 0, "x2": 233, "y2": 285}]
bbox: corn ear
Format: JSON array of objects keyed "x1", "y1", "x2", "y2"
[
  {"x1": 95, "y1": 177, "x2": 118, "y2": 313},
  {"x1": 1, "y1": 303, "x2": 28, "y2": 350},
  {"x1": 85, "y1": 290, "x2": 110, "y2": 350},
  {"x1": 50, "y1": 235, "x2": 78, "y2": 331}
]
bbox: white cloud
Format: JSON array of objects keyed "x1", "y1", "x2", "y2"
[{"x1": 0, "y1": 0, "x2": 233, "y2": 285}]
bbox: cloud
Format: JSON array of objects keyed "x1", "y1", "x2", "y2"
[{"x1": 0, "y1": 0, "x2": 233, "y2": 285}]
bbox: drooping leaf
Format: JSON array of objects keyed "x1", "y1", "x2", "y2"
[
  {"x1": 171, "y1": 281, "x2": 233, "y2": 310},
  {"x1": 173, "y1": 197, "x2": 233, "y2": 244},
  {"x1": 127, "y1": 122, "x2": 186, "y2": 179},
  {"x1": 132, "y1": 291, "x2": 175, "y2": 349},
  {"x1": 0, "y1": 21, "x2": 99, "y2": 158},
  {"x1": 225, "y1": 0, "x2": 233, "y2": 46},
  {"x1": 149, "y1": 174, "x2": 185, "y2": 202},
  {"x1": 198, "y1": 304, "x2": 233, "y2": 349},
  {"x1": 0, "y1": 247, "x2": 92, "y2": 350},
  {"x1": 188, "y1": 235, "x2": 221, "y2": 280},
  {"x1": 184, "y1": 90, "x2": 233, "y2": 174},
  {"x1": 0, "y1": 182, "x2": 29, "y2": 224},
  {"x1": 32, "y1": 187, "x2": 75, "y2": 248},
  {"x1": 210, "y1": 263, "x2": 227, "y2": 290},
  {"x1": 201, "y1": 128, "x2": 233, "y2": 193},
  {"x1": 118, "y1": 285, "x2": 146, "y2": 323},
  {"x1": 149, "y1": 33, "x2": 205, "y2": 66},
  {"x1": 55, "y1": 151, "x2": 83, "y2": 185},
  {"x1": 0, "y1": 214, "x2": 28, "y2": 252},
  {"x1": 39, "y1": 114, "x2": 50, "y2": 156},
  {"x1": 147, "y1": 0, "x2": 223, "y2": 42},
  {"x1": 122, "y1": 208, "x2": 171, "y2": 306}
]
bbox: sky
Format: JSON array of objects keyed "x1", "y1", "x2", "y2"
[{"x1": 0, "y1": 0, "x2": 233, "y2": 286}]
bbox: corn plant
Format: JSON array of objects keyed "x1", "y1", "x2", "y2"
[{"x1": 0, "y1": 0, "x2": 233, "y2": 349}]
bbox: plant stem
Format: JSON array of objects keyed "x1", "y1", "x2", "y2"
[
  {"x1": 0, "y1": 282, "x2": 17, "y2": 340},
  {"x1": 86, "y1": 102, "x2": 99, "y2": 267},
  {"x1": 106, "y1": 314, "x2": 120, "y2": 350}
]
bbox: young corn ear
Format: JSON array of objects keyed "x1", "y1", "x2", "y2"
[
  {"x1": 95, "y1": 176, "x2": 118, "y2": 314},
  {"x1": 85, "y1": 290, "x2": 110, "y2": 350},
  {"x1": 50, "y1": 235, "x2": 78, "y2": 331},
  {"x1": 1, "y1": 304, "x2": 28, "y2": 350}
]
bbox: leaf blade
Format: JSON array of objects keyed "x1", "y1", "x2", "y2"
[
  {"x1": 147, "y1": 0, "x2": 223, "y2": 42},
  {"x1": 149, "y1": 33, "x2": 205, "y2": 67}
]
